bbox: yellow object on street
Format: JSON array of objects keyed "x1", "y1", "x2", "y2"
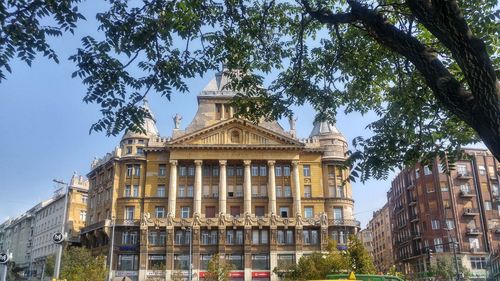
[{"x1": 348, "y1": 272, "x2": 357, "y2": 280}]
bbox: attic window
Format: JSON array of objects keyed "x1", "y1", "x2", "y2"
[{"x1": 230, "y1": 130, "x2": 240, "y2": 143}]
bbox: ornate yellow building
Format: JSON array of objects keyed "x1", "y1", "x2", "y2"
[{"x1": 81, "y1": 70, "x2": 360, "y2": 281}]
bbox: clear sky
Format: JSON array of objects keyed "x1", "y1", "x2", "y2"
[{"x1": 0, "y1": 2, "x2": 393, "y2": 228}]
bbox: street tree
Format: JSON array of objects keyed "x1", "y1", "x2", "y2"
[
  {"x1": 60, "y1": 247, "x2": 107, "y2": 281},
  {"x1": 204, "y1": 254, "x2": 233, "y2": 281},
  {"x1": 429, "y1": 256, "x2": 471, "y2": 281},
  {"x1": 1, "y1": 0, "x2": 499, "y2": 180},
  {"x1": 345, "y1": 235, "x2": 377, "y2": 274}
]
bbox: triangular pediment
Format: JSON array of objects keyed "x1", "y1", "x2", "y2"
[{"x1": 169, "y1": 118, "x2": 303, "y2": 147}]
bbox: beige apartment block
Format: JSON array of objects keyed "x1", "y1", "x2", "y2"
[
  {"x1": 367, "y1": 203, "x2": 394, "y2": 273},
  {"x1": 80, "y1": 69, "x2": 360, "y2": 281}
]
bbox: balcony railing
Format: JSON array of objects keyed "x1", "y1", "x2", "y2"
[
  {"x1": 328, "y1": 219, "x2": 361, "y2": 227},
  {"x1": 463, "y1": 208, "x2": 479, "y2": 216},
  {"x1": 466, "y1": 228, "x2": 481, "y2": 235},
  {"x1": 457, "y1": 172, "x2": 472, "y2": 179},
  {"x1": 460, "y1": 190, "x2": 475, "y2": 198},
  {"x1": 410, "y1": 214, "x2": 419, "y2": 222},
  {"x1": 412, "y1": 232, "x2": 422, "y2": 239},
  {"x1": 115, "y1": 219, "x2": 140, "y2": 226}
]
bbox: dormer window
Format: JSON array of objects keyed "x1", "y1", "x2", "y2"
[{"x1": 127, "y1": 139, "x2": 133, "y2": 144}]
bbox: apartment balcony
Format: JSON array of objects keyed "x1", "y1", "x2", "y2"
[
  {"x1": 328, "y1": 219, "x2": 361, "y2": 228},
  {"x1": 463, "y1": 208, "x2": 479, "y2": 216},
  {"x1": 409, "y1": 197, "x2": 417, "y2": 206},
  {"x1": 493, "y1": 196, "x2": 500, "y2": 203},
  {"x1": 412, "y1": 231, "x2": 422, "y2": 239},
  {"x1": 406, "y1": 182, "x2": 416, "y2": 190},
  {"x1": 410, "y1": 214, "x2": 419, "y2": 222},
  {"x1": 460, "y1": 190, "x2": 475, "y2": 198},
  {"x1": 465, "y1": 228, "x2": 481, "y2": 235},
  {"x1": 457, "y1": 172, "x2": 472, "y2": 179}
]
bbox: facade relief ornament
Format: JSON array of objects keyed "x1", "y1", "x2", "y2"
[
  {"x1": 173, "y1": 113, "x2": 182, "y2": 129},
  {"x1": 141, "y1": 212, "x2": 151, "y2": 227},
  {"x1": 166, "y1": 212, "x2": 174, "y2": 226},
  {"x1": 193, "y1": 212, "x2": 202, "y2": 226},
  {"x1": 244, "y1": 212, "x2": 253, "y2": 226},
  {"x1": 218, "y1": 212, "x2": 227, "y2": 226},
  {"x1": 270, "y1": 212, "x2": 277, "y2": 226},
  {"x1": 320, "y1": 212, "x2": 328, "y2": 226},
  {"x1": 295, "y1": 213, "x2": 303, "y2": 226}
]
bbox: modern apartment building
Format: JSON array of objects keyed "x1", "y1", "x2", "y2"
[
  {"x1": 368, "y1": 203, "x2": 394, "y2": 273},
  {"x1": 388, "y1": 148, "x2": 499, "y2": 280},
  {"x1": 30, "y1": 173, "x2": 89, "y2": 279},
  {"x1": 80, "y1": 69, "x2": 360, "y2": 281}
]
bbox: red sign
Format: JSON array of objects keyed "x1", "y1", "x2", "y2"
[
  {"x1": 228, "y1": 272, "x2": 245, "y2": 278},
  {"x1": 252, "y1": 272, "x2": 270, "y2": 278},
  {"x1": 199, "y1": 272, "x2": 206, "y2": 278}
]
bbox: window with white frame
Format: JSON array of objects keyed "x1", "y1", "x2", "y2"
[
  {"x1": 304, "y1": 185, "x2": 311, "y2": 198},
  {"x1": 434, "y1": 238, "x2": 443, "y2": 252},
  {"x1": 155, "y1": 207, "x2": 165, "y2": 218},
  {"x1": 157, "y1": 185, "x2": 166, "y2": 197},
  {"x1": 126, "y1": 165, "x2": 133, "y2": 177},
  {"x1": 158, "y1": 164, "x2": 166, "y2": 176},
  {"x1": 303, "y1": 165, "x2": 311, "y2": 177},
  {"x1": 124, "y1": 185, "x2": 131, "y2": 197},
  {"x1": 125, "y1": 206, "x2": 135, "y2": 220},
  {"x1": 134, "y1": 165, "x2": 140, "y2": 176},
  {"x1": 304, "y1": 207, "x2": 314, "y2": 218},
  {"x1": 431, "y1": 220, "x2": 440, "y2": 230},
  {"x1": 181, "y1": 207, "x2": 190, "y2": 218},
  {"x1": 132, "y1": 185, "x2": 139, "y2": 197},
  {"x1": 479, "y1": 165, "x2": 486, "y2": 175}
]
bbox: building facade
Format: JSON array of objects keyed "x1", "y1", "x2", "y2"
[
  {"x1": 367, "y1": 203, "x2": 394, "y2": 273},
  {"x1": 388, "y1": 149, "x2": 499, "y2": 280},
  {"x1": 80, "y1": 70, "x2": 360, "y2": 281},
  {"x1": 30, "y1": 173, "x2": 89, "y2": 279},
  {"x1": 358, "y1": 228, "x2": 374, "y2": 259}
]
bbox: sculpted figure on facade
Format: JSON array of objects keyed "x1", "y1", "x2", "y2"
[
  {"x1": 193, "y1": 212, "x2": 202, "y2": 226},
  {"x1": 244, "y1": 212, "x2": 253, "y2": 226},
  {"x1": 173, "y1": 113, "x2": 182, "y2": 129},
  {"x1": 270, "y1": 212, "x2": 277, "y2": 226},
  {"x1": 218, "y1": 212, "x2": 226, "y2": 226},
  {"x1": 141, "y1": 212, "x2": 151, "y2": 226},
  {"x1": 295, "y1": 212, "x2": 303, "y2": 226},
  {"x1": 166, "y1": 212, "x2": 174, "y2": 226},
  {"x1": 321, "y1": 212, "x2": 328, "y2": 226}
]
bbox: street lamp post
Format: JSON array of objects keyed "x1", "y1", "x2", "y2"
[
  {"x1": 108, "y1": 216, "x2": 116, "y2": 281},
  {"x1": 53, "y1": 179, "x2": 70, "y2": 280},
  {"x1": 444, "y1": 227, "x2": 461, "y2": 281}
]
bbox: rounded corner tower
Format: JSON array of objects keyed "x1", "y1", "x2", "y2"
[{"x1": 309, "y1": 120, "x2": 348, "y2": 162}]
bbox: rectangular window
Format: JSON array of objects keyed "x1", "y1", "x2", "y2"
[
  {"x1": 82, "y1": 195, "x2": 88, "y2": 204},
  {"x1": 303, "y1": 165, "x2": 311, "y2": 177},
  {"x1": 485, "y1": 201, "x2": 492, "y2": 210},
  {"x1": 445, "y1": 219, "x2": 455, "y2": 230},
  {"x1": 174, "y1": 255, "x2": 190, "y2": 270},
  {"x1": 124, "y1": 185, "x2": 131, "y2": 197},
  {"x1": 275, "y1": 166, "x2": 282, "y2": 176},
  {"x1": 280, "y1": 207, "x2": 289, "y2": 218},
  {"x1": 181, "y1": 207, "x2": 190, "y2": 218},
  {"x1": 336, "y1": 186, "x2": 345, "y2": 197},
  {"x1": 251, "y1": 165, "x2": 259, "y2": 176},
  {"x1": 236, "y1": 185, "x2": 243, "y2": 197},
  {"x1": 236, "y1": 166, "x2": 243, "y2": 176},
  {"x1": 259, "y1": 165, "x2": 267, "y2": 176},
  {"x1": 205, "y1": 206, "x2": 216, "y2": 218},
  {"x1": 201, "y1": 230, "x2": 218, "y2": 245},
  {"x1": 255, "y1": 206, "x2": 265, "y2": 218},
  {"x1": 126, "y1": 165, "x2": 133, "y2": 177},
  {"x1": 203, "y1": 166, "x2": 210, "y2": 176},
  {"x1": 132, "y1": 185, "x2": 139, "y2": 197},
  {"x1": 118, "y1": 255, "x2": 139, "y2": 270},
  {"x1": 148, "y1": 254, "x2": 166, "y2": 268},
  {"x1": 212, "y1": 166, "x2": 219, "y2": 176},
  {"x1": 470, "y1": 257, "x2": 486, "y2": 269},
  {"x1": 333, "y1": 207, "x2": 343, "y2": 220},
  {"x1": 155, "y1": 207, "x2": 165, "y2": 218},
  {"x1": 283, "y1": 165, "x2": 291, "y2": 176},
  {"x1": 158, "y1": 164, "x2": 166, "y2": 176},
  {"x1": 431, "y1": 219, "x2": 440, "y2": 230},
  {"x1": 230, "y1": 206, "x2": 241, "y2": 218},
  {"x1": 304, "y1": 185, "x2": 312, "y2": 198},
  {"x1": 227, "y1": 166, "x2": 234, "y2": 176},
  {"x1": 304, "y1": 207, "x2": 314, "y2": 218},
  {"x1": 252, "y1": 254, "x2": 270, "y2": 270},
  {"x1": 157, "y1": 185, "x2": 166, "y2": 197},
  {"x1": 251, "y1": 185, "x2": 258, "y2": 197},
  {"x1": 424, "y1": 166, "x2": 432, "y2": 175},
  {"x1": 178, "y1": 185, "x2": 185, "y2": 197},
  {"x1": 187, "y1": 185, "x2": 194, "y2": 197},
  {"x1": 469, "y1": 238, "x2": 480, "y2": 249},
  {"x1": 148, "y1": 232, "x2": 157, "y2": 245},
  {"x1": 226, "y1": 254, "x2": 244, "y2": 270},
  {"x1": 188, "y1": 166, "x2": 195, "y2": 176},
  {"x1": 125, "y1": 206, "x2": 135, "y2": 220},
  {"x1": 134, "y1": 165, "x2": 141, "y2": 176},
  {"x1": 457, "y1": 164, "x2": 467, "y2": 175},
  {"x1": 479, "y1": 165, "x2": 486, "y2": 175},
  {"x1": 276, "y1": 186, "x2": 283, "y2": 197},
  {"x1": 277, "y1": 254, "x2": 295, "y2": 268},
  {"x1": 79, "y1": 210, "x2": 86, "y2": 221},
  {"x1": 200, "y1": 255, "x2": 213, "y2": 270},
  {"x1": 179, "y1": 166, "x2": 187, "y2": 176},
  {"x1": 434, "y1": 238, "x2": 443, "y2": 253},
  {"x1": 159, "y1": 231, "x2": 166, "y2": 245},
  {"x1": 284, "y1": 185, "x2": 291, "y2": 197}
]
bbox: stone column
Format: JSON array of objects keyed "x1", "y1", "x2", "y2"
[
  {"x1": 168, "y1": 160, "x2": 178, "y2": 216},
  {"x1": 292, "y1": 161, "x2": 301, "y2": 215},
  {"x1": 243, "y1": 160, "x2": 252, "y2": 214},
  {"x1": 267, "y1": 160, "x2": 276, "y2": 215},
  {"x1": 194, "y1": 160, "x2": 203, "y2": 215},
  {"x1": 219, "y1": 160, "x2": 227, "y2": 215}
]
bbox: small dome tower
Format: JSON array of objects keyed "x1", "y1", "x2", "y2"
[{"x1": 309, "y1": 120, "x2": 348, "y2": 161}]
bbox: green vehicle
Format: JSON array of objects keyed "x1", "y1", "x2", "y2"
[{"x1": 326, "y1": 274, "x2": 404, "y2": 281}]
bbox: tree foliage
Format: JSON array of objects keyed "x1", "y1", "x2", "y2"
[
  {"x1": 44, "y1": 255, "x2": 55, "y2": 278},
  {"x1": 60, "y1": 247, "x2": 107, "y2": 281},
  {"x1": 0, "y1": 0, "x2": 85, "y2": 80},
  {"x1": 205, "y1": 254, "x2": 233, "y2": 281},
  {"x1": 274, "y1": 236, "x2": 375, "y2": 280},
  {"x1": 428, "y1": 256, "x2": 471, "y2": 281},
  {"x1": 1, "y1": 0, "x2": 499, "y2": 180}
]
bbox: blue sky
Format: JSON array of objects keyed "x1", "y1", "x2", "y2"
[{"x1": 0, "y1": 2, "x2": 393, "y2": 228}]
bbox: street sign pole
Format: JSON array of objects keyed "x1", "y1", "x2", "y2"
[
  {"x1": 53, "y1": 179, "x2": 70, "y2": 279},
  {"x1": 0, "y1": 252, "x2": 10, "y2": 281}
]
